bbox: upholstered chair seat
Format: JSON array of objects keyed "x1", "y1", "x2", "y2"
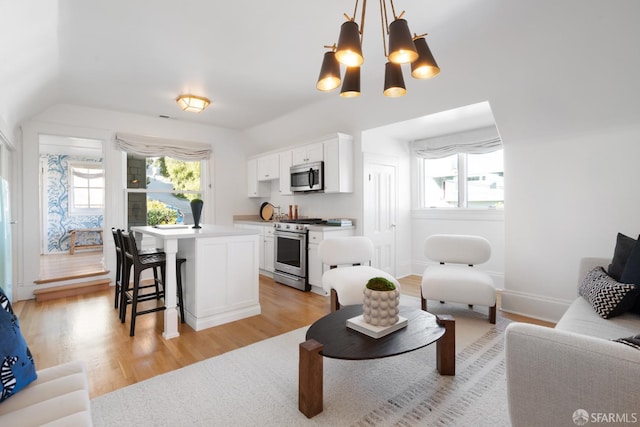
[
  {"x1": 319, "y1": 236, "x2": 400, "y2": 311},
  {"x1": 421, "y1": 234, "x2": 496, "y2": 323}
]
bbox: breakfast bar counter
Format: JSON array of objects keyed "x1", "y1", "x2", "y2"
[{"x1": 131, "y1": 224, "x2": 261, "y2": 338}]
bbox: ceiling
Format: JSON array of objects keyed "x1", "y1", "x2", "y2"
[
  {"x1": 6, "y1": 1, "x2": 637, "y2": 145},
  {"x1": 8, "y1": 0, "x2": 480, "y2": 132}
]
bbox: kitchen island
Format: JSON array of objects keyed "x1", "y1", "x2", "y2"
[{"x1": 131, "y1": 224, "x2": 261, "y2": 338}]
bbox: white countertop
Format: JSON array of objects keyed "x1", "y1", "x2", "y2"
[
  {"x1": 233, "y1": 220, "x2": 354, "y2": 232},
  {"x1": 131, "y1": 224, "x2": 260, "y2": 239}
]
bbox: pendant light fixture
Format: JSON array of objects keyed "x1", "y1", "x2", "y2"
[
  {"x1": 176, "y1": 94, "x2": 211, "y2": 113},
  {"x1": 340, "y1": 66, "x2": 361, "y2": 97},
  {"x1": 316, "y1": 0, "x2": 440, "y2": 98},
  {"x1": 316, "y1": 49, "x2": 342, "y2": 91}
]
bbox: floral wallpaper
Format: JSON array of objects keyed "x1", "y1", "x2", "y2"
[{"x1": 43, "y1": 154, "x2": 104, "y2": 253}]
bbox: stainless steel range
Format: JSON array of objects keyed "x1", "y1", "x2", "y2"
[{"x1": 273, "y1": 219, "x2": 325, "y2": 291}]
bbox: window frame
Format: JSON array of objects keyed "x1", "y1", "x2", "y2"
[
  {"x1": 416, "y1": 149, "x2": 504, "y2": 210},
  {"x1": 68, "y1": 161, "x2": 105, "y2": 215},
  {"x1": 124, "y1": 154, "x2": 207, "y2": 228}
]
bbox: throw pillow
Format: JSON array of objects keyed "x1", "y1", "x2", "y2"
[
  {"x1": 620, "y1": 239, "x2": 640, "y2": 314},
  {"x1": 613, "y1": 334, "x2": 640, "y2": 350},
  {"x1": 579, "y1": 267, "x2": 639, "y2": 319},
  {"x1": 607, "y1": 233, "x2": 637, "y2": 281},
  {"x1": 0, "y1": 287, "x2": 37, "y2": 402}
]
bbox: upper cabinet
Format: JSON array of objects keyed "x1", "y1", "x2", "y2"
[
  {"x1": 279, "y1": 151, "x2": 293, "y2": 196},
  {"x1": 292, "y1": 142, "x2": 323, "y2": 165},
  {"x1": 247, "y1": 158, "x2": 269, "y2": 198},
  {"x1": 247, "y1": 133, "x2": 354, "y2": 198},
  {"x1": 323, "y1": 133, "x2": 353, "y2": 193},
  {"x1": 256, "y1": 153, "x2": 279, "y2": 181}
]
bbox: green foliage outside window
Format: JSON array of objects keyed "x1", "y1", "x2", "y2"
[{"x1": 147, "y1": 200, "x2": 178, "y2": 225}]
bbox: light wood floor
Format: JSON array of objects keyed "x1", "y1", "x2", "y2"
[{"x1": 13, "y1": 274, "x2": 553, "y2": 399}]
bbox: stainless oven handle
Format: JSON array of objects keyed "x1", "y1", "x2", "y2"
[{"x1": 274, "y1": 231, "x2": 306, "y2": 239}]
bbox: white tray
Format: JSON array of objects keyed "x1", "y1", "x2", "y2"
[{"x1": 346, "y1": 315, "x2": 408, "y2": 338}]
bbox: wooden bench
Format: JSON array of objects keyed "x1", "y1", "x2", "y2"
[{"x1": 69, "y1": 228, "x2": 104, "y2": 254}]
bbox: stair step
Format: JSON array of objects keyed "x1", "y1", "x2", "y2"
[
  {"x1": 34, "y1": 270, "x2": 110, "y2": 285},
  {"x1": 33, "y1": 279, "x2": 112, "y2": 302}
]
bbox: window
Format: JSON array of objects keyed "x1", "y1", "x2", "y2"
[
  {"x1": 69, "y1": 162, "x2": 104, "y2": 214},
  {"x1": 126, "y1": 154, "x2": 203, "y2": 226},
  {"x1": 421, "y1": 149, "x2": 504, "y2": 209}
]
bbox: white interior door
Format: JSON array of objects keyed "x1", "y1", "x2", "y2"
[{"x1": 363, "y1": 155, "x2": 398, "y2": 277}]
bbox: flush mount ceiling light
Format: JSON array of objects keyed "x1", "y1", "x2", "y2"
[
  {"x1": 316, "y1": 0, "x2": 440, "y2": 98},
  {"x1": 176, "y1": 94, "x2": 211, "y2": 113}
]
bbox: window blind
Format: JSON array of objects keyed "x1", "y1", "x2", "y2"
[
  {"x1": 115, "y1": 133, "x2": 212, "y2": 161},
  {"x1": 412, "y1": 126, "x2": 502, "y2": 159}
]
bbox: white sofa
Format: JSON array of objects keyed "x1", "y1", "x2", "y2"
[
  {"x1": 0, "y1": 360, "x2": 92, "y2": 426},
  {"x1": 505, "y1": 257, "x2": 640, "y2": 427}
]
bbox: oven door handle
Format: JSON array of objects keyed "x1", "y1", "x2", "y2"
[{"x1": 274, "y1": 231, "x2": 306, "y2": 240}]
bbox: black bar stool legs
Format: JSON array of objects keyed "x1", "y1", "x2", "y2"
[{"x1": 177, "y1": 258, "x2": 186, "y2": 323}]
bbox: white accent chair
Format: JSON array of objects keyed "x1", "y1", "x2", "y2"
[
  {"x1": 420, "y1": 234, "x2": 496, "y2": 323},
  {"x1": 318, "y1": 236, "x2": 401, "y2": 312}
]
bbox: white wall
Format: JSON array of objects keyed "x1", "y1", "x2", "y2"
[
  {"x1": 241, "y1": 1, "x2": 640, "y2": 321},
  {"x1": 16, "y1": 104, "x2": 253, "y2": 300},
  {"x1": 502, "y1": 126, "x2": 640, "y2": 322}
]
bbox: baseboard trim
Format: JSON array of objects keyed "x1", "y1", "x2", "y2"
[{"x1": 501, "y1": 289, "x2": 572, "y2": 323}]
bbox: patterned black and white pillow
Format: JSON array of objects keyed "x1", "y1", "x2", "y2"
[
  {"x1": 613, "y1": 334, "x2": 640, "y2": 350},
  {"x1": 579, "y1": 267, "x2": 639, "y2": 319}
]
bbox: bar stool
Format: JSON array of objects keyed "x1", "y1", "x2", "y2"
[
  {"x1": 176, "y1": 258, "x2": 186, "y2": 323},
  {"x1": 119, "y1": 230, "x2": 186, "y2": 336},
  {"x1": 111, "y1": 228, "x2": 164, "y2": 314}
]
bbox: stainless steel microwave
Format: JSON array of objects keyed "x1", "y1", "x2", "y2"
[{"x1": 290, "y1": 161, "x2": 324, "y2": 192}]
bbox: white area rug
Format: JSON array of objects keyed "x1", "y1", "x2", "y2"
[{"x1": 91, "y1": 298, "x2": 511, "y2": 426}]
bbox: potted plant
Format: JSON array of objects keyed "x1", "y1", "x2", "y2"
[{"x1": 362, "y1": 277, "x2": 400, "y2": 327}]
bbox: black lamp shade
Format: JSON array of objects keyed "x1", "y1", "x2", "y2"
[
  {"x1": 411, "y1": 37, "x2": 440, "y2": 79},
  {"x1": 340, "y1": 66, "x2": 361, "y2": 97},
  {"x1": 335, "y1": 21, "x2": 364, "y2": 67},
  {"x1": 383, "y1": 62, "x2": 406, "y2": 97},
  {"x1": 316, "y1": 51, "x2": 342, "y2": 91},
  {"x1": 388, "y1": 19, "x2": 418, "y2": 64}
]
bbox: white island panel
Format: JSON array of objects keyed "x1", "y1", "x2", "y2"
[
  {"x1": 132, "y1": 224, "x2": 261, "y2": 337},
  {"x1": 182, "y1": 234, "x2": 260, "y2": 331}
]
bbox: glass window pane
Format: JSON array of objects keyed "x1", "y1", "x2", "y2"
[
  {"x1": 92, "y1": 176, "x2": 105, "y2": 187},
  {"x1": 127, "y1": 192, "x2": 202, "y2": 226},
  {"x1": 126, "y1": 154, "x2": 203, "y2": 226},
  {"x1": 467, "y1": 150, "x2": 504, "y2": 208},
  {"x1": 89, "y1": 189, "x2": 104, "y2": 208},
  {"x1": 74, "y1": 189, "x2": 89, "y2": 206},
  {"x1": 423, "y1": 155, "x2": 458, "y2": 207},
  {"x1": 73, "y1": 176, "x2": 88, "y2": 187}
]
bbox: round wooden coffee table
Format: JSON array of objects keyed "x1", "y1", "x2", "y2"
[{"x1": 298, "y1": 305, "x2": 455, "y2": 418}]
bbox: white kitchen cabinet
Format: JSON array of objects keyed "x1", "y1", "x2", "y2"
[
  {"x1": 257, "y1": 153, "x2": 279, "y2": 181},
  {"x1": 307, "y1": 227, "x2": 355, "y2": 293},
  {"x1": 279, "y1": 151, "x2": 293, "y2": 195},
  {"x1": 292, "y1": 142, "x2": 323, "y2": 165},
  {"x1": 235, "y1": 223, "x2": 275, "y2": 273},
  {"x1": 323, "y1": 133, "x2": 353, "y2": 193},
  {"x1": 247, "y1": 159, "x2": 269, "y2": 198},
  {"x1": 264, "y1": 226, "x2": 275, "y2": 272}
]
